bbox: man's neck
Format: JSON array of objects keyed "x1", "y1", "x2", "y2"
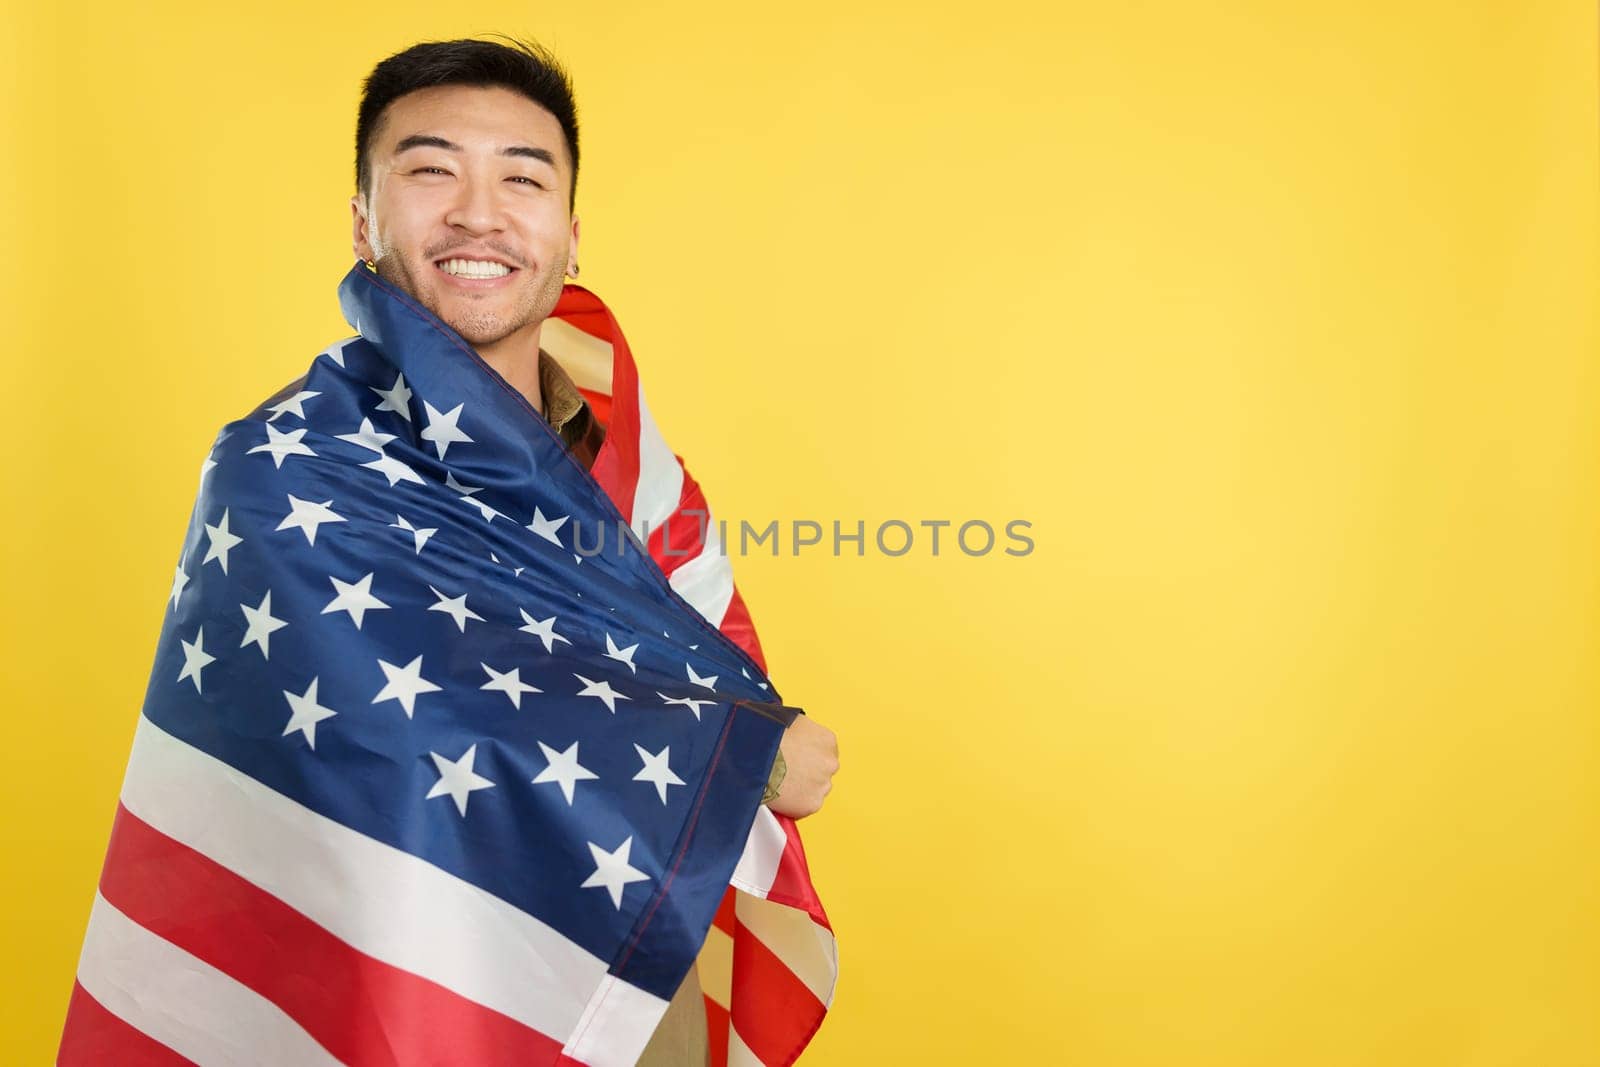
[{"x1": 472, "y1": 324, "x2": 545, "y2": 416}]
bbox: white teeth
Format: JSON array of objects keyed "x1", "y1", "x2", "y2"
[{"x1": 439, "y1": 258, "x2": 511, "y2": 278}]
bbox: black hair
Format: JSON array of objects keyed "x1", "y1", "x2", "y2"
[{"x1": 355, "y1": 36, "x2": 580, "y2": 212}]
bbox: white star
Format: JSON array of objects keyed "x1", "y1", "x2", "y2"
[
  {"x1": 275, "y1": 494, "x2": 345, "y2": 546},
  {"x1": 580, "y1": 836, "x2": 650, "y2": 909},
  {"x1": 169, "y1": 556, "x2": 189, "y2": 610},
  {"x1": 518, "y1": 609, "x2": 571, "y2": 653},
  {"x1": 426, "y1": 743, "x2": 495, "y2": 816},
  {"x1": 239, "y1": 590, "x2": 287, "y2": 659},
  {"x1": 247, "y1": 424, "x2": 318, "y2": 469},
  {"x1": 420, "y1": 400, "x2": 473, "y2": 458},
  {"x1": 322, "y1": 572, "x2": 390, "y2": 629},
  {"x1": 479, "y1": 663, "x2": 542, "y2": 709},
  {"x1": 444, "y1": 470, "x2": 480, "y2": 496},
  {"x1": 176, "y1": 626, "x2": 216, "y2": 693},
  {"x1": 199, "y1": 449, "x2": 217, "y2": 481},
  {"x1": 319, "y1": 337, "x2": 358, "y2": 368},
  {"x1": 490, "y1": 550, "x2": 524, "y2": 577},
  {"x1": 202, "y1": 508, "x2": 244, "y2": 574},
  {"x1": 427, "y1": 585, "x2": 484, "y2": 632},
  {"x1": 282, "y1": 677, "x2": 338, "y2": 748},
  {"x1": 461, "y1": 495, "x2": 501, "y2": 523},
  {"x1": 658, "y1": 692, "x2": 714, "y2": 721},
  {"x1": 440, "y1": 471, "x2": 502, "y2": 522},
  {"x1": 362, "y1": 450, "x2": 425, "y2": 487},
  {"x1": 574, "y1": 674, "x2": 630, "y2": 713},
  {"x1": 370, "y1": 373, "x2": 413, "y2": 421},
  {"x1": 633, "y1": 744, "x2": 686, "y2": 805},
  {"x1": 685, "y1": 663, "x2": 719, "y2": 691},
  {"x1": 372, "y1": 654, "x2": 442, "y2": 718},
  {"x1": 526, "y1": 507, "x2": 569, "y2": 547},
  {"x1": 266, "y1": 389, "x2": 321, "y2": 422},
  {"x1": 336, "y1": 417, "x2": 397, "y2": 452},
  {"x1": 390, "y1": 514, "x2": 436, "y2": 554},
  {"x1": 464, "y1": 497, "x2": 501, "y2": 523},
  {"x1": 532, "y1": 740, "x2": 599, "y2": 805},
  {"x1": 604, "y1": 634, "x2": 640, "y2": 674}
]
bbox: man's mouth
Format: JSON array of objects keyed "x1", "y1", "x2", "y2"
[{"x1": 435, "y1": 257, "x2": 517, "y2": 279}]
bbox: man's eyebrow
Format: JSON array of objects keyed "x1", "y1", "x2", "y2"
[{"x1": 394, "y1": 134, "x2": 558, "y2": 167}]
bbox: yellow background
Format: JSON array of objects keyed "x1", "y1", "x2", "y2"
[{"x1": 3, "y1": 2, "x2": 1596, "y2": 1063}]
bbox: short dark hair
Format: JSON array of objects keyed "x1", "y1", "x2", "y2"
[{"x1": 355, "y1": 36, "x2": 580, "y2": 212}]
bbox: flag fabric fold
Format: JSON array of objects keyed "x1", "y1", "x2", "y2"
[{"x1": 58, "y1": 263, "x2": 836, "y2": 1066}]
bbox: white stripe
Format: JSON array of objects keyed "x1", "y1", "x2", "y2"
[
  {"x1": 542, "y1": 317, "x2": 615, "y2": 395},
  {"x1": 734, "y1": 892, "x2": 840, "y2": 1007},
  {"x1": 727, "y1": 1023, "x2": 770, "y2": 1067},
  {"x1": 560, "y1": 973, "x2": 670, "y2": 1067},
  {"x1": 76, "y1": 891, "x2": 341, "y2": 1066},
  {"x1": 119, "y1": 715, "x2": 609, "y2": 1042},
  {"x1": 666, "y1": 508, "x2": 735, "y2": 626},
  {"x1": 729, "y1": 806, "x2": 787, "y2": 897},
  {"x1": 632, "y1": 388, "x2": 686, "y2": 533}
]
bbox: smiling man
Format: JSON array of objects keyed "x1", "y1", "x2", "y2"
[
  {"x1": 353, "y1": 80, "x2": 577, "y2": 414},
  {"x1": 59, "y1": 37, "x2": 838, "y2": 1067}
]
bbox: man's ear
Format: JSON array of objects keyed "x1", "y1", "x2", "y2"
[
  {"x1": 351, "y1": 195, "x2": 374, "y2": 264},
  {"x1": 567, "y1": 214, "x2": 581, "y2": 277}
]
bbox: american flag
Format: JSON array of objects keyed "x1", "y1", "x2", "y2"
[{"x1": 58, "y1": 264, "x2": 837, "y2": 1065}]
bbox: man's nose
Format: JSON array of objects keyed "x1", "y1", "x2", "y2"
[{"x1": 444, "y1": 172, "x2": 507, "y2": 234}]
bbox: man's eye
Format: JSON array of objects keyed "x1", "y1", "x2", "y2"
[
  {"x1": 509, "y1": 176, "x2": 546, "y2": 188},
  {"x1": 415, "y1": 167, "x2": 451, "y2": 175}
]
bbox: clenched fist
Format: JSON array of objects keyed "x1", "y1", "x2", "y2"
[{"x1": 768, "y1": 714, "x2": 839, "y2": 819}]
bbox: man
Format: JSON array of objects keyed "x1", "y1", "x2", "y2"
[{"x1": 59, "y1": 37, "x2": 838, "y2": 1066}]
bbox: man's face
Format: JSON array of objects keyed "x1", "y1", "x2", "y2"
[{"x1": 352, "y1": 84, "x2": 579, "y2": 348}]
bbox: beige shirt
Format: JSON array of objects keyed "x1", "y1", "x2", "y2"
[{"x1": 537, "y1": 347, "x2": 606, "y2": 469}]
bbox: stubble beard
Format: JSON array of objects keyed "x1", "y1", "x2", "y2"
[{"x1": 376, "y1": 253, "x2": 568, "y2": 347}]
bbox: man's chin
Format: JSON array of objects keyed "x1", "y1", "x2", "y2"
[
  {"x1": 418, "y1": 289, "x2": 518, "y2": 345},
  {"x1": 395, "y1": 267, "x2": 559, "y2": 345},
  {"x1": 442, "y1": 315, "x2": 518, "y2": 346}
]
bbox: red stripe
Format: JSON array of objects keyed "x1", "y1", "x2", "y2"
[
  {"x1": 764, "y1": 819, "x2": 831, "y2": 928},
  {"x1": 58, "y1": 980, "x2": 192, "y2": 1066},
  {"x1": 730, "y1": 921, "x2": 827, "y2": 1067},
  {"x1": 96, "y1": 804, "x2": 564, "y2": 1067},
  {"x1": 711, "y1": 886, "x2": 738, "y2": 935},
  {"x1": 549, "y1": 285, "x2": 617, "y2": 357},
  {"x1": 717, "y1": 586, "x2": 767, "y2": 672},
  {"x1": 646, "y1": 485, "x2": 711, "y2": 580},
  {"x1": 704, "y1": 997, "x2": 731, "y2": 1067}
]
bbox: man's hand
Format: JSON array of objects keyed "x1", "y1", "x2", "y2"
[{"x1": 768, "y1": 715, "x2": 839, "y2": 819}]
